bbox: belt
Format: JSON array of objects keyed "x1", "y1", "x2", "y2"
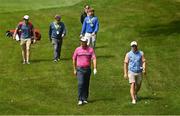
[
  {"x1": 129, "y1": 70, "x2": 142, "y2": 73},
  {"x1": 77, "y1": 66, "x2": 90, "y2": 69},
  {"x1": 86, "y1": 32, "x2": 93, "y2": 34}
]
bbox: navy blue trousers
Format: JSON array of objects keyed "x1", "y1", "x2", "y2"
[{"x1": 77, "y1": 67, "x2": 91, "y2": 101}]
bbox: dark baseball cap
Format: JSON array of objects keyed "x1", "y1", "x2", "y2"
[{"x1": 55, "y1": 15, "x2": 61, "y2": 20}]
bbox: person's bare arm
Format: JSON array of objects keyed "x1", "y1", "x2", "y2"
[
  {"x1": 32, "y1": 28, "x2": 36, "y2": 43},
  {"x1": 92, "y1": 58, "x2": 97, "y2": 75},
  {"x1": 142, "y1": 53, "x2": 146, "y2": 75},
  {"x1": 13, "y1": 28, "x2": 18, "y2": 39},
  {"x1": 93, "y1": 58, "x2": 97, "y2": 69},
  {"x1": 124, "y1": 53, "x2": 129, "y2": 79},
  {"x1": 73, "y1": 59, "x2": 77, "y2": 76}
]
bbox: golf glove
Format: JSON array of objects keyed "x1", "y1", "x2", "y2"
[
  {"x1": 93, "y1": 68, "x2": 97, "y2": 75},
  {"x1": 61, "y1": 34, "x2": 65, "y2": 38},
  {"x1": 92, "y1": 32, "x2": 96, "y2": 36},
  {"x1": 33, "y1": 39, "x2": 36, "y2": 44},
  {"x1": 80, "y1": 34, "x2": 83, "y2": 38}
]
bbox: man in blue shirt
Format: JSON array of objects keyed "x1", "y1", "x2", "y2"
[
  {"x1": 124, "y1": 41, "x2": 146, "y2": 104},
  {"x1": 80, "y1": 8, "x2": 99, "y2": 48},
  {"x1": 13, "y1": 15, "x2": 36, "y2": 64},
  {"x1": 49, "y1": 15, "x2": 66, "y2": 62}
]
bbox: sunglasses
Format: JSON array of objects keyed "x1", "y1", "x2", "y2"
[{"x1": 131, "y1": 45, "x2": 137, "y2": 47}]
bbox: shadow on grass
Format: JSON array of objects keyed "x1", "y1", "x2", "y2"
[
  {"x1": 31, "y1": 57, "x2": 71, "y2": 63},
  {"x1": 30, "y1": 59, "x2": 52, "y2": 63},
  {"x1": 140, "y1": 20, "x2": 180, "y2": 37},
  {"x1": 89, "y1": 98, "x2": 115, "y2": 103},
  {"x1": 61, "y1": 57, "x2": 71, "y2": 61},
  {"x1": 97, "y1": 55, "x2": 115, "y2": 59},
  {"x1": 95, "y1": 45, "x2": 108, "y2": 49},
  {"x1": 138, "y1": 96, "x2": 162, "y2": 101}
]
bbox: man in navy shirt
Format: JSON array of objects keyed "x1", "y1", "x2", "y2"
[
  {"x1": 80, "y1": 8, "x2": 99, "y2": 48},
  {"x1": 49, "y1": 15, "x2": 66, "y2": 62}
]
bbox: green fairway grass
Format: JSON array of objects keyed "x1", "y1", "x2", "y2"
[
  {"x1": 0, "y1": 0, "x2": 82, "y2": 13},
  {"x1": 0, "y1": 0, "x2": 180, "y2": 115}
]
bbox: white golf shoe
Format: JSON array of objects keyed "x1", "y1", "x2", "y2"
[
  {"x1": 83, "y1": 100, "x2": 88, "y2": 104},
  {"x1": 132, "y1": 99, "x2": 136, "y2": 104},
  {"x1": 23, "y1": 61, "x2": 26, "y2": 64},
  {"x1": 26, "y1": 61, "x2": 30, "y2": 64},
  {"x1": 54, "y1": 59, "x2": 58, "y2": 62},
  {"x1": 78, "y1": 101, "x2": 83, "y2": 105}
]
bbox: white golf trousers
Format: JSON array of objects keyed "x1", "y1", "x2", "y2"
[{"x1": 84, "y1": 33, "x2": 96, "y2": 48}]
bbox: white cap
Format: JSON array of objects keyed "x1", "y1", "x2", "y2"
[
  {"x1": 130, "y1": 41, "x2": 138, "y2": 46},
  {"x1": 80, "y1": 37, "x2": 88, "y2": 42},
  {"x1": 23, "y1": 15, "x2": 29, "y2": 20}
]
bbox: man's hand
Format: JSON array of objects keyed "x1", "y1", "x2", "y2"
[
  {"x1": 33, "y1": 39, "x2": 36, "y2": 44},
  {"x1": 143, "y1": 70, "x2": 146, "y2": 76},
  {"x1": 61, "y1": 34, "x2": 65, "y2": 38},
  {"x1": 73, "y1": 69, "x2": 77, "y2": 76},
  {"x1": 92, "y1": 32, "x2": 96, "y2": 36},
  {"x1": 93, "y1": 68, "x2": 97, "y2": 75},
  {"x1": 124, "y1": 73, "x2": 128, "y2": 79},
  {"x1": 80, "y1": 34, "x2": 83, "y2": 38},
  {"x1": 13, "y1": 35, "x2": 16, "y2": 40}
]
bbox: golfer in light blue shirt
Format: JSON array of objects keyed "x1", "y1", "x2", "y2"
[{"x1": 124, "y1": 41, "x2": 146, "y2": 104}]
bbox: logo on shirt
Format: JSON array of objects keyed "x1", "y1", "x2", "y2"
[{"x1": 78, "y1": 52, "x2": 92, "y2": 56}]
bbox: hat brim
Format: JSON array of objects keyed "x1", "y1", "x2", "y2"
[
  {"x1": 80, "y1": 40, "x2": 87, "y2": 42},
  {"x1": 131, "y1": 44, "x2": 137, "y2": 47}
]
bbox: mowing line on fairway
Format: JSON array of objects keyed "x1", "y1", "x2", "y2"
[{"x1": 0, "y1": 0, "x2": 83, "y2": 13}]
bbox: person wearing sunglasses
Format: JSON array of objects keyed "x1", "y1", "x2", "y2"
[{"x1": 124, "y1": 41, "x2": 146, "y2": 104}]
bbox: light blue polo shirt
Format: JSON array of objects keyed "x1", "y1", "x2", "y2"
[{"x1": 128, "y1": 50, "x2": 143, "y2": 73}]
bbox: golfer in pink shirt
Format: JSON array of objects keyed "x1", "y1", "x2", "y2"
[{"x1": 73, "y1": 37, "x2": 97, "y2": 105}]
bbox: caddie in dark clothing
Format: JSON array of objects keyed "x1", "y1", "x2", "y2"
[
  {"x1": 49, "y1": 15, "x2": 66, "y2": 62},
  {"x1": 80, "y1": 5, "x2": 90, "y2": 24}
]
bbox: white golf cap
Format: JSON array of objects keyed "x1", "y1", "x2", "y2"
[
  {"x1": 80, "y1": 37, "x2": 88, "y2": 42},
  {"x1": 23, "y1": 15, "x2": 29, "y2": 20},
  {"x1": 130, "y1": 41, "x2": 138, "y2": 46}
]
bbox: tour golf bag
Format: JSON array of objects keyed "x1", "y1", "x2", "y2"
[{"x1": 6, "y1": 22, "x2": 41, "y2": 43}]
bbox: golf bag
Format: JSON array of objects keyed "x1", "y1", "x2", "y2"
[{"x1": 6, "y1": 22, "x2": 41, "y2": 42}]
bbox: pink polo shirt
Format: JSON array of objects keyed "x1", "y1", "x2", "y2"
[{"x1": 73, "y1": 46, "x2": 96, "y2": 68}]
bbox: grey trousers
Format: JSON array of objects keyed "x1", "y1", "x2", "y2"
[
  {"x1": 77, "y1": 67, "x2": 91, "y2": 101},
  {"x1": 52, "y1": 38, "x2": 63, "y2": 60}
]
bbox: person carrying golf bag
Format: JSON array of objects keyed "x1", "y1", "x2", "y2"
[
  {"x1": 13, "y1": 15, "x2": 36, "y2": 64},
  {"x1": 49, "y1": 15, "x2": 66, "y2": 62},
  {"x1": 80, "y1": 8, "x2": 99, "y2": 48},
  {"x1": 124, "y1": 41, "x2": 146, "y2": 104},
  {"x1": 72, "y1": 37, "x2": 97, "y2": 105},
  {"x1": 6, "y1": 29, "x2": 41, "y2": 42}
]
